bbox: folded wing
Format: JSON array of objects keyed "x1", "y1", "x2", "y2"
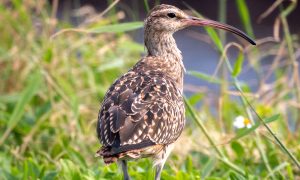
[{"x1": 97, "y1": 71, "x2": 185, "y2": 154}]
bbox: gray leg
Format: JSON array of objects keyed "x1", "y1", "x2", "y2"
[
  {"x1": 120, "y1": 160, "x2": 130, "y2": 180},
  {"x1": 155, "y1": 163, "x2": 164, "y2": 180},
  {"x1": 154, "y1": 144, "x2": 174, "y2": 180}
]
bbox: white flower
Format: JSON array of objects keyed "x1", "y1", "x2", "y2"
[{"x1": 233, "y1": 115, "x2": 252, "y2": 129}]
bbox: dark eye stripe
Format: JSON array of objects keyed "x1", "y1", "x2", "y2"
[{"x1": 167, "y1": 13, "x2": 176, "y2": 18}]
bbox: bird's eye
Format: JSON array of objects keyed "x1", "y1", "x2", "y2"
[{"x1": 167, "y1": 13, "x2": 176, "y2": 18}]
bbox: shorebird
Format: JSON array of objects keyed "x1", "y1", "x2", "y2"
[{"x1": 96, "y1": 4, "x2": 255, "y2": 180}]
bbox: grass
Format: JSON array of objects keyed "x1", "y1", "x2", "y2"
[{"x1": 1, "y1": 0, "x2": 300, "y2": 179}]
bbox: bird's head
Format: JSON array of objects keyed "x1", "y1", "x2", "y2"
[{"x1": 144, "y1": 4, "x2": 256, "y2": 45}]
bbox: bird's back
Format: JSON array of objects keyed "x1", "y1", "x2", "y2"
[{"x1": 97, "y1": 56, "x2": 185, "y2": 163}]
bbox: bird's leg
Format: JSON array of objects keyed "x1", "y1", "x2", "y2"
[
  {"x1": 155, "y1": 163, "x2": 164, "y2": 180},
  {"x1": 154, "y1": 144, "x2": 174, "y2": 180},
  {"x1": 119, "y1": 160, "x2": 130, "y2": 180}
]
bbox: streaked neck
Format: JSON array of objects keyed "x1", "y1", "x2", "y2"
[{"x1": 143, "y1": 31, "x2": 185, "y2": 90}]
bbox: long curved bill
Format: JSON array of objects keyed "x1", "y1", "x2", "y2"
[{"x1": 184, "y1": 16, "x2": 256, "y2": 45}]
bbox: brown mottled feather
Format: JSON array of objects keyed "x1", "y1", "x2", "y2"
[{"x1": 97, "y1": 57, "x2": 185, "y2": 157}]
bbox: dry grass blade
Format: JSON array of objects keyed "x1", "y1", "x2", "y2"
[
  {"x1": 50, "y1": 21, "x2": 143, "y2": 40},
  {"x1": 81, "y1": 0, "x2": 121, "y2": 26},
  {"x1": 257, "y1": 0, "x2": 284, "y2": 23}
]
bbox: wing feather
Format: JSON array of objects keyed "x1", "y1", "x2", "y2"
[{"x1": 97, "y1": 70, "x2": 185, "y2": 150}]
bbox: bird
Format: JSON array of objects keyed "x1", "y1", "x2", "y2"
[{"x1": 96, "y1": 4, "x2": 255, "y2": 180}]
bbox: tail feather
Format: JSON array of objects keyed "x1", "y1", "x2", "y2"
[
  {"x1": 96, "y1": 143, "x2": 164, "y2": 164},
  {"x1": 96, "y1": 147, "x2": 119, "y2": 164}
]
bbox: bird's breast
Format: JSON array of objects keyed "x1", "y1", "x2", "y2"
[{"x1": 135, "y1": 56, "x2": 185, "y2": 91}]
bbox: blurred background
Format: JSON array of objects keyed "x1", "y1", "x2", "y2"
[
  {"x1": 0, "y1": 0, "x2": 300, "y2": 179},
  {"x1": 53, "y1": 0, "x2": 300, "y2": 91}
]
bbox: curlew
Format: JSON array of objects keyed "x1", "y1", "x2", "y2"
[{"x1": 96, "y1": 4, "x2": 255, "y2": 180}]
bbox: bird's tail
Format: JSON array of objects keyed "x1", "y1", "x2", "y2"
[
  {"x1": 95, "y1": 147, "x2": 119, "y2": 164},
  {"x1": 96, "y1": 145, "x2": 147, "y2": 164}
]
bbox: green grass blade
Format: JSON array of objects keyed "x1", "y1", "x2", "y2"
[
  {"x1": 89, "y1": 21, "x2": 143, "y2": 33},
  {"x1": 266, "y1": 162, "x2": 289, "y2": 179},
  {"x1": 188, "y1": 93, "x2": 204, "y2": 106},
  {"x1": 183, "y1": 2, "x2": 223, "y2": 52},
  {"x1": 0, "y1": 71, "x2": 42, "y2": 145},
  {"x1": 206, "y1": 27, "x2": 223, "y2": 51},
  {"x1": 7, "y1": 72, "x2": 42, "y2": 128},
  {"x1": 143, "y1": 0, "x2": 150, "y2": 13},
  {"x1": 201, "y1": 158, "x2": 216, "y2": 178},
  {"x1": 286, "y1": 163, "x2": 294, "y2": 179},
  {"x1": 97, "y1": 59, "x2": 124, "y2": 72},
  {"x1": 184, "y1": 96, "x2": 246, "y2": 176},
  {"x1": 187, "y1": 71, "x2": 223, "y2": 84},
  {"x1": 236, "y1": 86, "x2": 300, "y2": 170},
  {"x1": 235, "y1": 0, "x2": 254, "y2": 38},
  {"x1": 263, "y1": 114, "x2": 281, "y2": 123},
  {"x1": 232, "y1": 52, "x2": 244, "y2": 77}
]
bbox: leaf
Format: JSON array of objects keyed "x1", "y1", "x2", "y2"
[
  {"x1": 97, "y1": 58, "x2": 124, "y2": 72},
  {"x1": 7, "y1": 71, "x2": 42, "y2": 128},
  {"x1": 119, "y1": 41, "x2": 144, "y2": 53},
  {"x1": 264, "y1": 114, "x2": 281, "y2": 123},
  {"x1": 0, "y1": 71, "x2": 42, "y2": 145},
  {"x1": 205, "y1": 27, "x2": 223, "y2": 52},
  {"x1": 0, "y1": 93, "x2": 20, "y2": 103},
  {"x1": 143, "y1": 0, "x2": 150, "y2": 12},
  {"x1": 231, "y1": 114, "x2": 280, "y2": 141},
  {"x1": 35, "y1": 101, "x2": 51, "y2": 120},
  {"x1": 185, "y1": 156, "x2": 194, "y2": 172},
  {"x1": 235, "y1": 0, "x2": 254, "y2": 37},
  {"x1": 59, "y1": 159, "x2": 81, "y2": 180},
  {"x1": 286, "y1": 163, "x2": 294, "y2": 180},
  {"x1": 67, "y1": 147, "x2": 87, "y2": 167},
  {"x1": 88, "y1": 21, "x2": 143, "y2": 34},
  {"x1": 266, "y1": 162, "x2": 289, "y2": 179},
  {"x1": 229, "y1": 171, "x2": 245, "y2": 180},
  {"x1": 188, "y1": 93, "x2": 204, "y2": 106},
  {"x1": 43, "y1": 47, "x2": 53, "y2": 63},
  {"x1": 232, "y1": 52, "x2": 244, "y2": 77},
  {"x1": 43, "y1": 171, "x2": 58, "y2": 180},
  {"x1": 188, "y1": 71, "x2": 222, "y2": 84},
  {"x1": 231, "y1": 124, "x2": 259, "y2": 142},
  {"x1": 231, "y1": 141, "x2": 245, "y2": 157},
  {"x1": 201, "y1": 158, "x2": 216, "y2": 178}
]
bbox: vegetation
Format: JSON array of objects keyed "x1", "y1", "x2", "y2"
[{"x1": 0, "y1": 0, "x2": 299, "y2": 179}]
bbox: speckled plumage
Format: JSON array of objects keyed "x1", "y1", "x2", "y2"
[
  {"x1": 97, "y1": 56, "x2": 185, "y2": 149},
  {"x1": 96, "y1": 4, "x2": 255, "y2": 180},
  {"x1": 97, "y1": 4, "x2": 185, "y2": 162},
  {"x1": 97, "y1": 58, "x2": 185, "y2": 165},
  {"x1": 97, "y1": 5, "x2": 186, "y2": 180}
]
